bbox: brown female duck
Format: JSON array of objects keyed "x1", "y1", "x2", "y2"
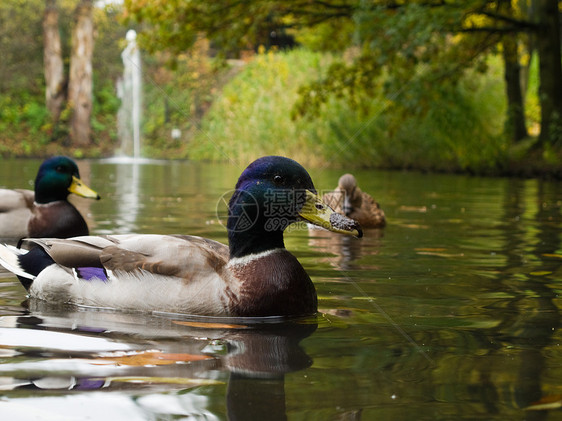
[{"x1": 322, "y1": 173, "x2": 386, "y2": 228}]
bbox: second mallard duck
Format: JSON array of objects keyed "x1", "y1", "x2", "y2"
[{"x1": 0, "y1": 156, "x2": 100, "y2": 240}]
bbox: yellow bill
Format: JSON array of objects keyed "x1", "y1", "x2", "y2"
[
  {"x1": 68, "y1": 175, "x2": 101, "y2": 200},
  {"x1": 298, "y1": 190, "x2": 362, "y2": 238}
]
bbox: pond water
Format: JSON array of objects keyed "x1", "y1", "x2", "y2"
[{"x1": 1, "y1": 158, "x2": 562, "y2": 420}]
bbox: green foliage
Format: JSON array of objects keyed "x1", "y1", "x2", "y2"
[
  {"x1": 525, "y1": 52, "x2": 541, "y2": 133},
  {"x1": 22, "y1": 102, "x2": 50, "y2": 135},
  {"x1": 293, "y1": 52, "x2": 382, "y2": 119},
  {"x1": 92, "y1": 79, "x2": 120, "y2": 147},
  {"x1": 0, "y1": 94, "x2": 49, "y2": 136},
  {"x1": 381, "y1": 60, "x2": 507, "y2": 172},
  {"x1": 306, "y1": 57, "x2": 508, "y2": 171},
  {"x1": 294, "y1": 19, "x2": 356, "y2": 52},
  {"x1": 0, "y1": 0, "x2": 44, "y2": 94},
  {"x1": 124, "y1": 1, "x2": 358, "y2": 57},
  {"x1": 0, "y1": 92, "x2": 50, "y2": 155},
  {"x1": 186, "y1": 49, "x2": 337, "y2": 165},
  {"x1": 188, "y1": 48, "x2": 508, "y2": 171},
  {"x1": 137, "y1": 38, "x2": 224, "y2": 158},
  {"x1": 122, "y1": 0, "x2": 562, "y2": 165}
]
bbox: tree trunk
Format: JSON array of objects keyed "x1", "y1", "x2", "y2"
[
  {"x1": 43, "y1": 0, "x2": 65, "y2": 123},
  {"x1": 500, "y1": 0, "x2": 527, "y2": 143},
  {"x1": 68, "y1": 0, "x2": 94, "y2": 146},
  {"x1": 535, "y1": 0, "x2": 562, "y2": 145},
  {"x1": 502, "y1": 39, "x2": 528, "y2": 142}
]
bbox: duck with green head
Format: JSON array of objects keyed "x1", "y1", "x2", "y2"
[
  {"x1": 0, "y1": 156, "x2": 100, "y2": 240},
  {"x1": 0, "y1": 156, "x2": 361, "y2": 317}
]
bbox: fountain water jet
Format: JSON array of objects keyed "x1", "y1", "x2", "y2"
[{"x1": 117, "y1": 29, "x2": 142, "y2": 161}]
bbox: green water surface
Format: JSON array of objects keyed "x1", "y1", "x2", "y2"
[{"x1": 0, "y1": 158, "x2": 561, "y2": 420}]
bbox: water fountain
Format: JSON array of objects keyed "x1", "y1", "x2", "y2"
[{"x1": 116, "y1": 29, "x2": 142, "y2": 161}]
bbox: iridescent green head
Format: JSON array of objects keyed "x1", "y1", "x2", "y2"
[{"x1": 34, "y1": 156, "x2": 100, "y2": 204}]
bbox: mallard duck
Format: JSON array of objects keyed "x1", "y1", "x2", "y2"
[
  {"x1": 322, "y1": 173, "x2": 386, "y2": 228},
  {"x1": 0, "y1": 156, "x2": 100, "y2": 239},
  {"x1": 0, "y1": 156, "x2": 362, "y2": 317}
]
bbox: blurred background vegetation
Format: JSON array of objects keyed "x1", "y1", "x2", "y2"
[{"x1": 0, "y1": 0, "x2": 561, "y2": 176}]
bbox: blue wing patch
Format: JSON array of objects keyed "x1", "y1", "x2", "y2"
[{"x1": 75, "y1": 267, "x2": 108, "y2": 282}]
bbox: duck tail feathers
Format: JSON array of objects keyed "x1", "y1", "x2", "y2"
[{"x1": 0, "y1": 244, "x2": 34, "y2": 281}]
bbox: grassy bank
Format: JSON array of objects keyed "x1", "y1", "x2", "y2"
[
  {"x1": 182, "y1": 48, "x2": 555, "y2": 175},
  {"x1": 180, "y1": 48, "x2": 562, "y2": 177}
]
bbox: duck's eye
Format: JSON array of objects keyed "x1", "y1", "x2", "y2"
[
  {"x1": 315, "y1": 203, "x2": 325, "y2": 210},
  {"x1": 56, "y1": 165, "x2": 64, "y2": 172},
  {"x1": 273, "y1": 175, "x2": 283, "y2": 185}
]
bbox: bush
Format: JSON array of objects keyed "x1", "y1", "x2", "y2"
[{"x1": 188, "y1": 48, "x2": 508, "y2": 171}]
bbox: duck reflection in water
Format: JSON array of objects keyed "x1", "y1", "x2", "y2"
[
  {"x1": 308, "y1": 226, "x2": 383, "y2": 271},
  {"x1": 224, "y1": 321, "x2": 316, "y2": 421},
  {"x1": 5, "y1": 302, "x2": 317, "y2": 421},
  {"x1": 308, "y1": 173, "x2": 385, "y2": 271}
]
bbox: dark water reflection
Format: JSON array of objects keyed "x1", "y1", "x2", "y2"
[{"x1": 1, "y1": 159, "x2": 562, "y2": 420}]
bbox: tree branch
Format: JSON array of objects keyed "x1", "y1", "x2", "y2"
[{"x1": 469, "y1": 10, "x2": 539, "y2": 30}]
